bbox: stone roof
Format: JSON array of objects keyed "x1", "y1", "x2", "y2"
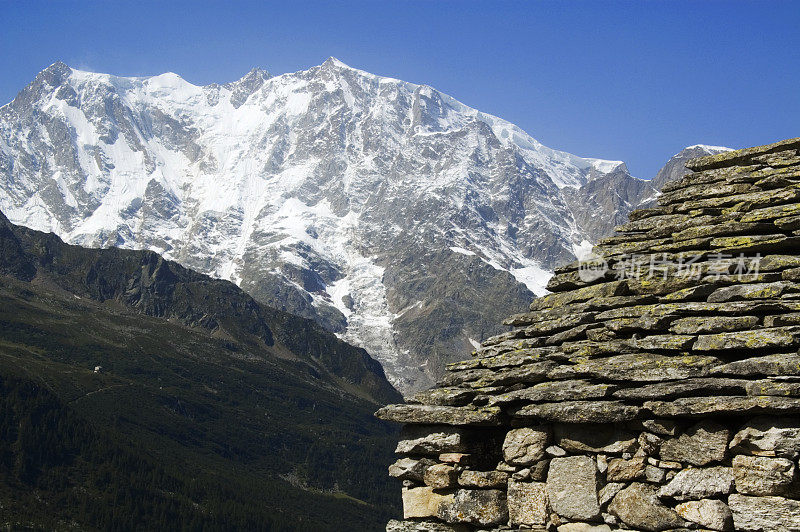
[{"x1": 377, "y1": 137, "x2": 800, "y2": 426}]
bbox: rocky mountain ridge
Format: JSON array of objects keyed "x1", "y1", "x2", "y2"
[{"x1": 0, "y1": 58, "x2": 729, "y2": 392}]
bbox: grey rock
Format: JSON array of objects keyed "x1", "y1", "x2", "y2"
[
  {"x1": 503, "y1": 426, "x2": 551, "y2": 466},
  {"x1": 411, "y1": 387, "x2": 476, "y2": 406},
  {"x1": 657, "y1": 466, "x2": 734, "y2": 500},
  {"x1": 437, "y1": 489, "x2": 508, "y2": 527},
  {"x1": 457, "y1": 469, "x2": 508, "y2": 488},
  {"x1": 490, "y1": 379, "x2": 617, "y2": 404},
  {"x1": 670, "y1": 315, "x2": 759, "y2": 334},
  {"x1": 546, "y1": 456, "x2": 600, "y2": 520},
  {"x1": 707, "y1": 282, "x2": 792, "y2": 302},
  {"x1": 530, "y1": 459, "x2": 551, "y2": 481},
  {"x1": 638, "y1": 432, "x2": 663, "y2": 456},
  {"x1": 730, "y1": 416, "x2": 800, "y2": 457},
  {"x1": 711, "y1": 353, "x2": 800, "y2": 376},
  {"x1": 633, "y1": 419, "x2": 679, "y2": 436},
  {"x1": 556, "y1": 524, "x2": 612, "y2": 532},
  {"x1": 554, "y1": 423, "x2": 637, "y2": 454},
  {"x1": 606, "y1": 457, "x2": 647, "y2": 482},
  {"x1": 602, "y1": 512, "x2": 618, "y2": 526},
  {"x1": 732, "y1": 454, "x2": 797, "y2": 496},
  {"x1": 396, "y1": 426, "x2": 475, "y2": 455},
  {"x1": 386, "y1": 519, "x2": 469, "y2": 532},
  {"x1": 423, "y1": 463, "x2": 458, "y2": 489},
  {"x1": 646, "y1": 395, "x2": 800, "y2": 417},
  {"x1": 627, "y1": 334, "x2": 696, "y2": 351},
  {"x1": 694, "y1": 326, "x2": 800, "y2": 351},
  {"x1": 508, "y1": 480, "x2": 549, "y2": 527},
  {"x1": 402, "y1": 486, "x2": 455, "y2": 519},
  {"x1": 512, "y1": 401, "x2": 641, "y2": 423},
  {"x1": 608, "y1": 482, "x2": 684, "y2": 531},
  {"x1": 546, "y1": 445, "x2": 567, "y2": 457},
  {"x1": 529, "y1": 281, "x2": 630, "y2": 311},
  {"x1": 376, "y1": 404, "x2": 501, "y2": 426},
  {"x1": 613, "y1": 377, "x2": 749, "y2": 400},
  {"x1": 746, "y1": 377, "x2": 800, "y2": 396},
  {"x1": 728, "y1": 494, "x2": 800, "y2": 531},
  {"x1": 564, "y1": 353, "x2": 722, "y2": 382},
  {"x1": 645, "y1": 465, "x2": 666, "y2": 483},
  {"x1": 389, "y1": 457, "x2": 437, "y2": 482},
  {"x1": 599, "y1": 482, "x2": 625, "y2": 506},
  {"x1": 495, "y1": 461, "x2": 516, "y2": 473},
  {"x1": 512, "y1": 467, "x2": 532, "y2": 480},
  {"x1": 596, "y1": 454, "x2": 608, "y2": 474},
  {"x1": 674, "y1": 499, "x2": 733, "y2": 531},
  {"x1": 659, "y1": 420, "x2": 728, "y2": 466}
]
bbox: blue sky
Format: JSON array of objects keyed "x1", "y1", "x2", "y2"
[{"x1": 1, "y1": 0, "x2": 797, "y2": 178}]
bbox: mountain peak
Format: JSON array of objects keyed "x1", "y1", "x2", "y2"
[
  {"x1": 226, "y1": 67, "x2": 271, "y2": 107},
  {"x1": 321, "y1": 56, "x2": 352, "y2": 70},
  {"x1": 239, "y1": 66, "x2": 271, "y2": 82},
  {"x1": 38, "y1": 60, "x2": 73, "y2": 85},
  {"x1": 322, "y1": 56, "x2": 350, "y2": 68}
]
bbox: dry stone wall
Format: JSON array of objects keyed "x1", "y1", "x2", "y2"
[{"x1": 377, "y1": 137, "x2": 800, "y2": 532}]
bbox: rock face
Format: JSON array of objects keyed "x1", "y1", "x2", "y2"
[
  {"x1": 0, "y1": 61, "x2": 723, "y2": 394},
  {"x1": 547, "y1": 456, "x2": 601, "y2": 520},
  {"x1": 378, "y1": 138, "x2": 800, "y2": 531}
]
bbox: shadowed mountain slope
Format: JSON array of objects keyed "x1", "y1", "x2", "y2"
[{"x1": 0, "y1": 210, "x2": 401, "y2": 530}]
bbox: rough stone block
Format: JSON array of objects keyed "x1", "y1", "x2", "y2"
[
  {"x1": 437, "y1": 489, "x2": 508, "y2": 527},
  {"x1": 606, "y1": 457, "x2": 647, "y2": 482},
  {"x1": 553, "y1": 423, "x2": 637, "y2": 454},
  {"x1": 645, "y1": 465, "x2": 666, "y2": 483},
  {"x1": 732, "y1": 454, "x2": 797, "y2": 496},
  {"x1": 546, "y1": 456, "x2": 600, "y2": 520},
  {"x1": 503, "y1": 426, "x2": 551, "y2": 466},
  {"x1": 659, "y1": 420, "x2": 728, "y2": 466},
  {"x1": 386, "y1": 519, "x2": 469, "y2": 531},
  {"x1": 512, "y1": 400, "x2": 641, "y2": 423},
  {"x1": 670, "y1": 315, "x2": 759, "y2": 334},
  {"x1": 675, "y1": 499, "x2": 733, "y2": 531},
  {"x1": 730, "y1": 416, "x2": 800, "y2": 458},
  {"x1": 728, "y1": 494, "x2": 800, "y2": 531},
  {"x1": 401, "y1": 486, "x2": 454, "y2": 519},
  {"x1": 598, "y1": 482, "x2": 625, "y2": 506},
  {"x1": 608, "y1": 483, "x2": 684, "y2": 531},
  {"x1": 508, "y1": 480, "x2": 549, "y2": 527},
  {"x1": 711, "y1": 353, "x2": 800, "y2": 377},
  {"x1": 556, "y1": 524, "x2": 612, "y2": 532},
  {"x1": 457, "y1": 469, "x2": 508, "y2": 488},
  {"x1": 657, "y1": 466, "x2": 734, "y2": 501},
  {"x1": 376, "y1": 404, "x2": 501, "y2": 426},
  {"x1": 707, "y1": 282, "x2": 792, "y2": 303},
  {"x1": 389, "y1": 457, "x2": 436, "y2": 482},
  {"x1": 423, "y1": 463, "x2": 458, "y2": 489},
  {"x1": 646, "y1": 395, "x2": 800, "y2": 417},
  {"x1": 396, "y1": 426, "x2": 475, "y2": 455},
  {"x1": 693, "y1": 326, "x2": 800, "y2": 351}
]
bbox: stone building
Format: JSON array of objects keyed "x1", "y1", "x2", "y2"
[{"x1": 377, "y1": 137, "x2": 800, "y2": 531}]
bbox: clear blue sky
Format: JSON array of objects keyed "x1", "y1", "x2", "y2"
[{"x1": 1, "y1": 0, "x2": 797, "y2": 178}]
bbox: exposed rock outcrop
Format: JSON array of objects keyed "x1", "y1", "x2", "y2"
[{"x1": 378, "y1": 137, "x2": 800, "y2": 531}]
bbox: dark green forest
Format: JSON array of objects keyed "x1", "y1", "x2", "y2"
[{"x1": 0, "y1": 212, "x2": 402, "y2": 530}]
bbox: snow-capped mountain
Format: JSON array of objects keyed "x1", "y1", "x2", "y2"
[{"x1": 0, "y1": 58, "x2": 729, "y2": 393}]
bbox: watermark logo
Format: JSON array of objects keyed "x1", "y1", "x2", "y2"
[
  {"x1": 577, "y1": 257, "x2": 610, "y2": 282},
  {"x1": 575, "y1": 252, "x2": 761, "y2": 282}
]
